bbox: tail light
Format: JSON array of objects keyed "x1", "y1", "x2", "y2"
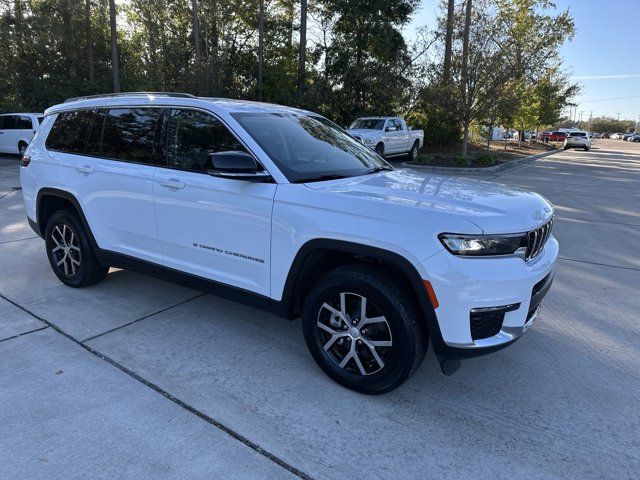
[{"x1": 21, "y1": 156, "x2": 31, "y2": 167}]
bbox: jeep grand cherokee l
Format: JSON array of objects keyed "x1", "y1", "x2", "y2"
[{"x1": 20, "y1": 93, "x2": 558, "y2": 394}]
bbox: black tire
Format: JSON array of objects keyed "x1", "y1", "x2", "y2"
[
  {"x1": 44, "y1": 209, "x2": 109, "y2": 287},
  {"x1": 584, "y1": 147, "x2": 589, "y2": 151},
  {"x1": 302, "y1": 264, "x2": 427, "y2": 394},
  {"x1": 375, "y1": 143, "x2": 385, "y2": 157},
  {"x1": 407, "y1": 141, "x2": 419, "y2": 161},
  {"x1": 563, "y1": 146, "x2": 569, "y2": 150},
  {"x1": 18, "y1": 142, "x2": 28, "y2": 157}
]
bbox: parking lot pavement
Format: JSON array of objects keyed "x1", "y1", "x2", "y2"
[{"x1": 1, "y1": 140, "x2": 639, "y2": 479}]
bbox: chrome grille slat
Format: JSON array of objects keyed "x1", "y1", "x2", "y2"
[{"x1": 525, "y1": 218, "x2": 553, "y2": 261}]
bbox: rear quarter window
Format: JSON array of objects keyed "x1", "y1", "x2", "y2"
[{"x1": 46, "y1": 110, "x2": 95, "y2": 153}]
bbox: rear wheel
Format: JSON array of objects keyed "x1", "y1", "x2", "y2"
[
  {"x1": 407, "y1": 141, "x2": 419, "y2": 161},
  {"x1": 45, "y1": 210, "x2": 109, "y2": 287},
  {"x1": 302, "y1": 265, "x2": 427, "y2": 394}
]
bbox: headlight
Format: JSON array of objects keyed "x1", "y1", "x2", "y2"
[
  {"x1": 438, "y1": 233, "x2": 526, "y2": 257},
  {"x1": 363, "y1": 138, "x2": 376, "y2": 145}
]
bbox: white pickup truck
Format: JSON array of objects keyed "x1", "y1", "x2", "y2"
[{"x1": 347, "y1": 117, "x2": 424, "y2": 161}]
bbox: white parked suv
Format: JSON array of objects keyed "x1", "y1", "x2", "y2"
[
  {"x1": 0, "y1": 113, "x2": 44, "y2": 156},
  {"x1": 20, "y1": 93, "x2": 558, "y2": 394},
  {"x1": 564, "y1": 131, "x2": 591, "y2": 151}
]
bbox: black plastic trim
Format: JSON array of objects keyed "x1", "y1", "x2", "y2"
[{"x1": 28, "y1": 217, "x2": 42, "y2": 238}]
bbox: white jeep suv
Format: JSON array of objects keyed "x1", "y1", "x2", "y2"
[{"x1": 20, "y1": 93, "x2": 558, "y2": 394}]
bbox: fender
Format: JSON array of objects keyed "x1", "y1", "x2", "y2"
[
  {"x1": 35, "y1": 188, "x2": 101, "y2": 251},
  {"x1": 280, "y1": 238, "x2": 447, "y2": 351}
]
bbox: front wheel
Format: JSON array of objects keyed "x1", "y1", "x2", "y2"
[
  {"x1": 374, "y1": 143, "x2": 385, "y2": 157},
  {"x1": 302, "y1": 265, "x2": 427, "y2": 394},
  {"x1": 45, "y1": 210, "x2": 109, "y2": 287}
]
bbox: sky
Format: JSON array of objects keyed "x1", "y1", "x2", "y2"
[{"x1": 406, "y1": 0, "x2": 640, "y2": 123}]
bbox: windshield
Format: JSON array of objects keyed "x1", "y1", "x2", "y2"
[
  {"x1": 232, "y1": 112, "x2": 390, "y2": 183},
  {"x1": 349, "y1": 118, "x2": 385, "y2": 130}
]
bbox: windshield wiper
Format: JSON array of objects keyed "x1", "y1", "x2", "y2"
[
  {"x1": 362, "y1": 166, "x2": 393, "y2": 175},
  {"x1": 293, "y1": 174, "x2": 350, "y2": 184}
]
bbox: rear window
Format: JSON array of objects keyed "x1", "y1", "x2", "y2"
[
  {"x1": 46, "y1": 110, "x2": 94, "y2": 153},
  {"x1": 569, "y1": 132, "x2": 587, "y2": 137}
]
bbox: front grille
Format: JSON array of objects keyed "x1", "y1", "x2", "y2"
[{"x1": 524, "y1": 218, "x2": 553, "y2": 261}]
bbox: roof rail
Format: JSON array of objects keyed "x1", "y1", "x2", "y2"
[{"x1": 64, "y1": 92, "x2": 196, "y2": 103}]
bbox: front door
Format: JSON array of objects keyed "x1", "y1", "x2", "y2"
[{"x1": 153, "y1": 108, "x2": 275, "y2": 296}]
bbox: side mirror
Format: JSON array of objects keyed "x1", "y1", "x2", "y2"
[
  {"x1": 208, "y1": 151, "x2": 270, "y2": 182},
  {"x1": 385, "y1": 126, "x2": 395, "y2": 132}
]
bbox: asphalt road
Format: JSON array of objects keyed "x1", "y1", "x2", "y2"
[{"x1": 1, "y1": 139, "x2": 638, "y2": 479}]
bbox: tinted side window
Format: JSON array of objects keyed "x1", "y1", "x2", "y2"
[
  {"x1": 16, "y1": 116, "x2": 32, "y2": 129},
  {"x1": 101, "y1": 108, "x2": 162, "y2": 164},
  {"x1": 0, "y1": 115, "x2": 17, "y2": 130},
  {"x1": 46, "y1": 110, "x2": 94, "y2": 153},
  {"x1": 86, "y1": 110, "x2": 106, "y2": 156},
  {"x1": 167, "y1": 109, "x2": 246, "y2": 172}
]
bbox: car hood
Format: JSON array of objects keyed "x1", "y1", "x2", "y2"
[{"x1": 305, "y1": 169, "x2": 554, "y2": 233}]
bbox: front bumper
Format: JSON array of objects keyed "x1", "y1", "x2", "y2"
[{"x1": 420, "y1": 235, "x2": 558, "y2": 357}]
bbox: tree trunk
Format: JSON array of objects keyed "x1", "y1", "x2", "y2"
[
  {"x1": 61, "y1": 0, "x2": 77, "y2": 80},
  {"x1": 443, "y1": 0, "x2": 455, "y2": 82},
  {"x1": 191, "y1": 0, "x2": 202, "y2": 94},
  {"x1": 85, "y1": 0, "x2": 95, "y2": 84},
  {"x1": 142, "y1": 5, "x2": 158, "y2": 89},
  {"x1": 109, "y1": 0, "x2": 120, "y2": 92},
  {"x1": 296, "y1": 0, "x2": 307, "y2": 105},
  {"x1": 460, "y1": 0, "x2": 472, "y2": 158},
  {"x1": 257, "y1": 0, "x2": 264, "y2": 100}
]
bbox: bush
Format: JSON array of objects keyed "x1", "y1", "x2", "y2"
[
  {"x1": 414, "y1": 155, "x2": 432, "y2": 166},
  {"x1": 476, "y1": 152, "x2": 497, "y2": 167},
  {"x1": 453, "y1": 153, "x2": 470, "y2": 167}
]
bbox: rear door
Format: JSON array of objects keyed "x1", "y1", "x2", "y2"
[
  {"x1": 46, "y1": 108, "x2": 164, "y2": 264},
  {"x1": 153, "y1": 108, "x2": 275, "y2": 296}
]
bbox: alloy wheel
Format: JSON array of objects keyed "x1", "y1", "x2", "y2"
[
  {"x1": 50, "y1": 223, "x2": 81, "y2": 277},
  {"x1": 316, "y1": 292, "x2": 393, "y2": 376}
]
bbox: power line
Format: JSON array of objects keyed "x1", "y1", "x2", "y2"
[{"x1": 579, "y1": 95, "x2": 640, "y2": 103}]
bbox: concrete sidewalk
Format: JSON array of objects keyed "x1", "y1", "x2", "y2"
[{"x1": 1, "y1": 140, "x2": 639, "y2": 479}]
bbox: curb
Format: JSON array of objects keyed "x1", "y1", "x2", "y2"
[{"x1": 402, "y1": 148, "x2": 560, "y2": 174}]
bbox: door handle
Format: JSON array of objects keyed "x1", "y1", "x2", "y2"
[
  {"x1": 75, "y1": 165, "x2": 94, "y2": 174},
  {"x1": 158, "y1": 179, "x2": 185, "y2": 190}
]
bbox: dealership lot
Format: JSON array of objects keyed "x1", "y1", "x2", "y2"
[{"x1": 1, "y1": 139, "x2": 638, "y2": 479}]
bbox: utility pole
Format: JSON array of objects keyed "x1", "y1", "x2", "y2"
[
  {"x1": 578, "y1": 111, "x2": 583, "y2": 128},
  {"x1": 617, "y1": 112, "x2": 621, "y2": 121}
]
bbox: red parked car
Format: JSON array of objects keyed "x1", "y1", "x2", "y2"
[{"x1": 539, "y1": 131, "x2": 567, "y2": 142}]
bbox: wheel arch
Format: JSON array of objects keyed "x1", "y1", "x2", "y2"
[
  {"x1": 281, "y1": 239, "x2": 443, "y2": 347},
  {"x1": 35, "y1": 188, "x2": 99, "y2": 250}
]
